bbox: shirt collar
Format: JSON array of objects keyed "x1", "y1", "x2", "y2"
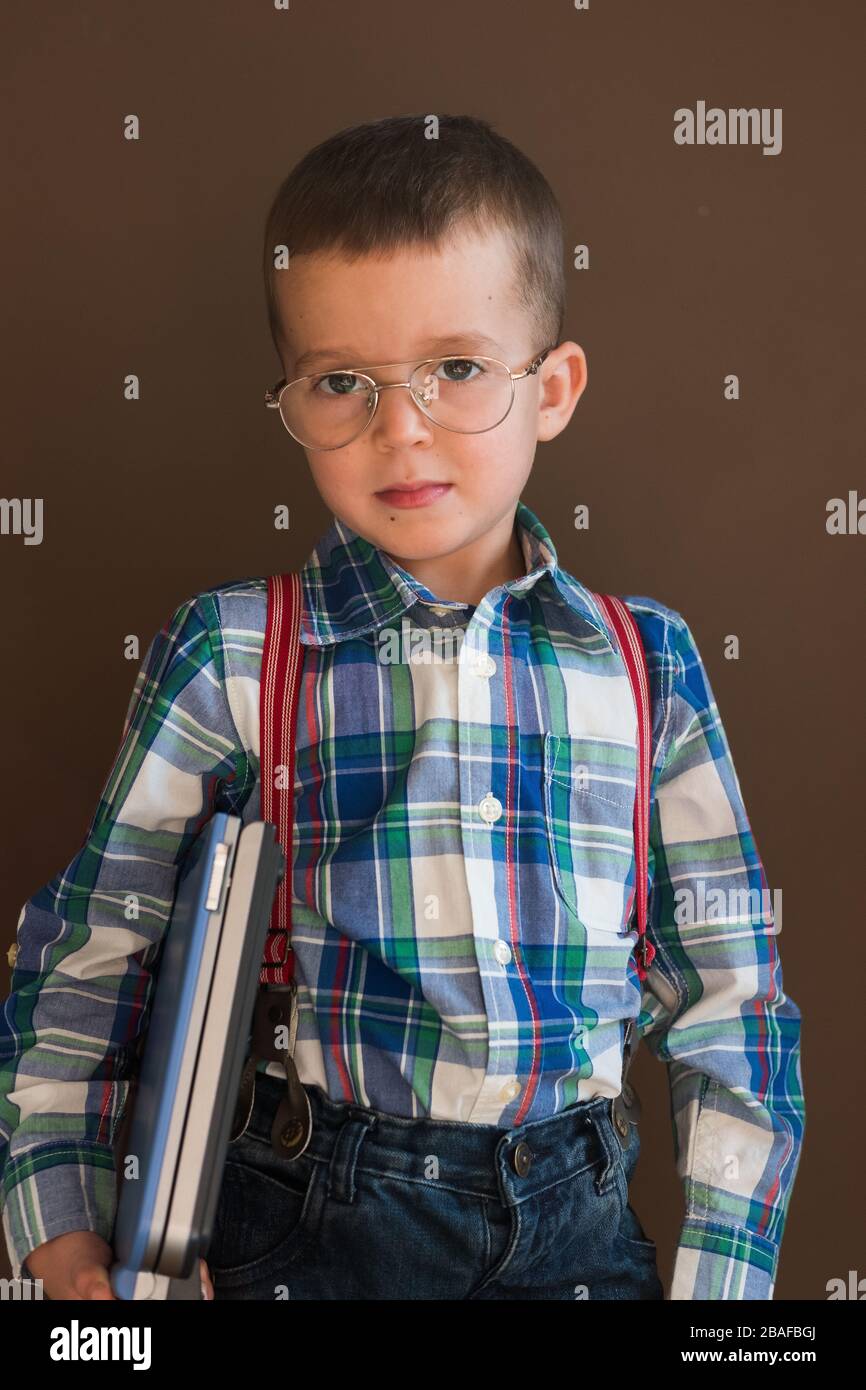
[{"x1": 298, "y1": 498, "x2": 611, "y2": 645}]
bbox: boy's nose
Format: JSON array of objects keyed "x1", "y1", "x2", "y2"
[{"x1": 370, "y1": 382, "x2": 435, "y2": 443}]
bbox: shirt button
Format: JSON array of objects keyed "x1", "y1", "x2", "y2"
[
  {"x1": 472, "y1": 653, "x2": 496, "y2": 678},
  {"x1": 429, "y1": 605, "x2": 451, "y2": 616},
  {"x1": 478, "y1": 793, "x2": 503, "y2": 823},
  {"x1": 499, "y1": 1080, "x2": 522, "y2": 1103},
  {"x1": 493, "y1": 939, "x2": 512, "y2": 966}
]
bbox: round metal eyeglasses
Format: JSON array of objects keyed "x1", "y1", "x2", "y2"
[{"x1": 264, "y1": 346, "x2": 555, "y2": 451}]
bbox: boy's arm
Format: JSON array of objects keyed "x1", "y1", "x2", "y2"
[
  {"x1": 636, "y1": 612, "x2": 805, "y2": 1301},
  {"x1": 0, "y1": 592, "x2": 253, "y2": 1279}
]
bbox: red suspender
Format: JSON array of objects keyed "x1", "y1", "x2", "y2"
[
  {"x1": 257, "y1": 575, "x2": 655, "y2": 989},
  {"x1": 259, "y1": 573, "x2": 305, "y2": 986},
  {"x1": 591, "y1": 594, "x2": 656, "y2": 984}
]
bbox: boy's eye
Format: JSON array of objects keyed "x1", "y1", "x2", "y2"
[
  {"x1": 435, "y1": 357, "x2": 484, "y2": 383},
  {"x1": 312, "y1": 372, "x2": 367, "y2": 396}
]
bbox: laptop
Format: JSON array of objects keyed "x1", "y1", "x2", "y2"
[{"x1": 110, "y1": 814, "x2": 285, "y2": 1300}]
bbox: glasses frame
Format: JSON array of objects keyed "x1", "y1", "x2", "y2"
[{"x1": 264, "y1": 345, "x2": 555, "y2": 451}]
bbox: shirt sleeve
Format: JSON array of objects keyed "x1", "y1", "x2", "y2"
[
  {"x1": 0, "y1": 591, "x2": 252, "y2": 1278},
  {"x1": 636, "y1": 611, "x2": 806, "y2": 1300}
]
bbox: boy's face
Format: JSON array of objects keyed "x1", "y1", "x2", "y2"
[{"x1": 273, "y1": 223, "x2": 586, "y2": 569}]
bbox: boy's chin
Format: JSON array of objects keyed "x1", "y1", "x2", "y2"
[{"x1": 357, "y1": 513, "x2": 474, "y2": 562}]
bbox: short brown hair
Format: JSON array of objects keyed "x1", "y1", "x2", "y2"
[{"x1": 263, "y1": 113, "x2": 566, "y2": 367}]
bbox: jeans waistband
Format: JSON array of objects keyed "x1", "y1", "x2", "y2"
[{"x1": 241, "y1": 1073, "x2": 625, "y2": 1207}]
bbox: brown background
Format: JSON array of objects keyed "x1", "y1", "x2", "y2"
[{"x1": 2, "y1": 0, "x2": 863, "y2": 1297}]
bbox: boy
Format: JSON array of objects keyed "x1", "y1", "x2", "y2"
[{"x1": 1, "y1": 113, "x2": 804, "y2": 1300}]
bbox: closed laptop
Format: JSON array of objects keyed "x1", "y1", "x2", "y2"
[{"x1": 110, "y1": 814, "x2": 284, "y2": 1300}]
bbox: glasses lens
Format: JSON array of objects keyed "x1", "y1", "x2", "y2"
[
  {"x1": 279, "y1": 371, "x2": 374, "y2": 449},
  {"x1": 411, "y1": 357, "x2": 513, "y2": 433}
]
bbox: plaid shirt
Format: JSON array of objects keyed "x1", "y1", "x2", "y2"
[{"x1": 1, "y1": 500, "x2": 804, "y2": 1298}]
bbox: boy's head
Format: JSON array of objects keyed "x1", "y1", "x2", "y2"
[{"x1": 262, "y1": 114, "x2": 586, "y2": 572}]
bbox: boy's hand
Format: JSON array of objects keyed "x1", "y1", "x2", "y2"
[{"x1": 24, "y1": 1230, "x2": 214, "y2": 1300}]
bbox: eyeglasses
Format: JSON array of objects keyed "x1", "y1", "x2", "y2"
[{"x1": 264, "y1": 345, "x2": 555, "y2": 451}]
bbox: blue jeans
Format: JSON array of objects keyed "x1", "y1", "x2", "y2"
[{"x1": 208, "y1": 1073, "x2": 664, "y2": 1300}]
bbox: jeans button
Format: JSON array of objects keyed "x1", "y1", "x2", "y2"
[
  {"x1": 620, "y1": 1081, "x2": 642, "y2": 1122},
  {"x1": 511, "y1": 1140, "x2": 533, "y2": 1176},
  {"x1": 612, "y1": 1096, "x2": 630, "y2": 1146}
]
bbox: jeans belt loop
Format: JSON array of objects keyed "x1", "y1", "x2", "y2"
[{"x1": 327, "y1": 1109, "x2": 376, "y2": 1205}]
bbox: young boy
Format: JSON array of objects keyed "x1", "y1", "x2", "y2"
[{"x1": 1, "y1": 113, "x2": 804, "y2": 1301}]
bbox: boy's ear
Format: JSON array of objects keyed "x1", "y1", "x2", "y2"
[{"x1": 536, "y1": 341, "x2": 587, "y2": 442}]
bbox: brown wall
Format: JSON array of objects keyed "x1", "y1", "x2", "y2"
[{"x1": 2, "y1": 0, "x2": 863, "y2": 1297}]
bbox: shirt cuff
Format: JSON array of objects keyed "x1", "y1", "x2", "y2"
[
  {"x1": 668, "y1": 1217, "x2": 779, "y2": 1299},
  {"x1": 1, "y1": 1144, "x2": 118, "y2": 1281}
]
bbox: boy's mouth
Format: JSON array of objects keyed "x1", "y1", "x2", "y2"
[{"x1": 374, "y1": 481, "x2": 453, "y2": 509}]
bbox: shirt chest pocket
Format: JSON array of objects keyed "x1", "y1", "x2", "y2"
[{"x1": 542, "y1": 731, "x2": 638, "y2": 935}]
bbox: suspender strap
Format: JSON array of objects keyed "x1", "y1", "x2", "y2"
[
  {"x1": 259, "y1": 572, "x2": 305, "y2": 985},
  {"x1": 232, "y1": 572, "x2": 311, "y2": 1154},
  {"x1": 591, "y1": 594, "x2": 656, "y2": 985}
]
